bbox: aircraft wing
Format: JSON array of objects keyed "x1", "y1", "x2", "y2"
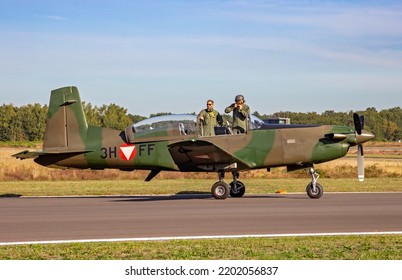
[{"x1": 168, "y1": 140, "x2": 252, "y2": 171}]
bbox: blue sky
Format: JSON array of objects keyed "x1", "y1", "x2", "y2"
[{"x1": 1, "y1": 0, "x2": 401, "y2": 117}]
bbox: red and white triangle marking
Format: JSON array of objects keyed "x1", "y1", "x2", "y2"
[{"x1": 119, "y1": 144, "x2": 137, "y2": 161}]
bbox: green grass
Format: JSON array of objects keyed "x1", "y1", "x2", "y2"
[
  {"x1": 345, "y1": 154, "x2": 402, "y2": 159},
  {"x1": 1, "y1": 178, "x2": 401, "y2": 197},
  {"x1": 1, "y1": 235, "x2": 401, "y2": 260}
]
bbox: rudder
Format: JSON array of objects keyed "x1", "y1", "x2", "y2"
[{"x1": 43, "y1": 86, "x2": 88, "y2": 150}]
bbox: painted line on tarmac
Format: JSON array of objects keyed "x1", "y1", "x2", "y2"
[{"x1": 1, "y1": 231, "x2": 402, "y2": 246}]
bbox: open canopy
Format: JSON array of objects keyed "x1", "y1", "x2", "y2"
[
  {"x1": 132, "y1": 113, "x2": 265, "y2": 134},
  {"x1": 133, "y1": 114, "x2": 198, "y2": 135}
]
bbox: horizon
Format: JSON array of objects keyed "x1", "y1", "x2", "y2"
[{"x1": 2, "y1": 99, "x2": 399, "y2": 119}]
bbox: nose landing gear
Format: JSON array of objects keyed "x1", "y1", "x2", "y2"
[{"x1": 306, "y1": 167, "x2": 323, "y2": 199}]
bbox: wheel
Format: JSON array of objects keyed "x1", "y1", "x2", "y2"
[
  {"x1": 306, "y1": 182, "x2": 324, "y2": 199},
  {"x1": 229, "y1": 181, "x2": 246, "y2": 197},
  {"x1": 211, "y1": 182, "x2": 230, "y2": 199}
]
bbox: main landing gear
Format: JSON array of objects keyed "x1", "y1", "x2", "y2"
[
  {"x1": 211, "y1": 171, "x2": 246, "y2": 199},
  {"x1": 306, "y1": 167, "x2": 323, "y2": 199},
  {"x1": 210, "y1": 166, "x2": 324, "y2": 199}
]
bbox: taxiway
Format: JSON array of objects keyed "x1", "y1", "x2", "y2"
[{"x1": 1, "y1": 193, "x2": 401, "y2": 244}]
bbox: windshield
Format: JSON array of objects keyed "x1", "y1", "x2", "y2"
[{"x1": 249, "y1": 115, "x2": 264, "y2": 130}]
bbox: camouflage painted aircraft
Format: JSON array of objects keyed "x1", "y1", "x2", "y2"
[{"x1": 13, "y1": 86, "x2": 374, "y2": 199}]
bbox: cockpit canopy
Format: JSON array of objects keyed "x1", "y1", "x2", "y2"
[
  {"x1": 133, "y1": 114, "x2": 198, "y2": 134},
  {"x1": 125, "y1": 114, "x2": 264, "y2": 143},
  {"x1": 125, "y1": 114, "x2": 197, "y2": 143}
]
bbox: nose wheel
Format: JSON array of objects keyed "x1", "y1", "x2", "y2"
[{"x1": 306, "y1": 167, "x2": 323, "y2": 199}]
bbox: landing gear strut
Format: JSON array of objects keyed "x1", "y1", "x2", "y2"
[
  {"x1": 211, "y1": 171, "x2": 246, "y2": 199},
  {"x1": 306, "y1": 167, "x2": 323, "y2": 199},
  {"x1": 229, "y1": 171, "x2": 246, "y2": 198}
]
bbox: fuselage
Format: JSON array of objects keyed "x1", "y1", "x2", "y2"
[{"x1": 35, "y1": 123, "x2": 373, "y2": 173}]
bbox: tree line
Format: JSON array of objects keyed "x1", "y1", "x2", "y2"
[
  {"x1": 0, "y1": 102, "x2": 145, "y2": 142},
  {"x1": 254, "y1": 107, "x2": 402, "y2": 141},
  {"x1": 1, "y1": 102, "x2": 401, "y2": 142}
]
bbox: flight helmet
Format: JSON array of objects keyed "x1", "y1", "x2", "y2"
[{"x1": 235, "y1": 94, "x2": 245, "y2": 102}]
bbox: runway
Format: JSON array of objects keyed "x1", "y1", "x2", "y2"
[{"x1": 1, "y1": 193, "x2": 402, "y2": 244}]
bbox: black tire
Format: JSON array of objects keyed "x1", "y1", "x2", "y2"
[
  {"x1": 211, "y1": 182, "x2": 230, "y2": 199},
  {"x1": 229, "y1": 181, "x2": 246, "y2": 198},
  {"x1": 306, "y1": 182, "x2": 324, "y2": 199}
]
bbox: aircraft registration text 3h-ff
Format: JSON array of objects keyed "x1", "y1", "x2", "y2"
[{"x1": 13, "y1": 86, "x2": 375, "y2": 199}]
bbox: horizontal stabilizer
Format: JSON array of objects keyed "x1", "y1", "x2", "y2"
[
  {"x1": 12, "y1": 150, "x2": 45, "y2": 160},
  {"x1": 12, "y1": 149, "x2": 90, "y2": 160}
]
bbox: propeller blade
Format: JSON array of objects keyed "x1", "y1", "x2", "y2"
[
  {"x1": 357, "y1": 144, "x2": 364, "y2": 182},
  {"x1": 360, "y1": 115, "x2": 365, "y2": 131},
  {"x1": 353, "y1": 113, "x2": 362, "y2": 135}
]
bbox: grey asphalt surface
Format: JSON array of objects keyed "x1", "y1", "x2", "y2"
[{"x1": 1, "y1": 193, "x2": 401, "y2": 243}]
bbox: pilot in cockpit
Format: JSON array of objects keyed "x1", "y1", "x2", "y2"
[
  {"x1": 197, "y1": 99, "x2": 223, "y2": 136},
  {"x1": 225, "y1": 94, "x2": 250, "y2": 134}
]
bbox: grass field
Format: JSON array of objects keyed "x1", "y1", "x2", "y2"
[{"x1": 1, "y1": 235, "x2": 401, "y2": 260}]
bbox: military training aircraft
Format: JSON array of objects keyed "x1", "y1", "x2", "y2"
[{"x1": 13, "y1": 86, "x2": 375, "y2": 199}]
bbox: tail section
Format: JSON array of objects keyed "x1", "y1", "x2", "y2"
[{"x1": 43, "y1": 86, "x2": 88, "y2": 151}]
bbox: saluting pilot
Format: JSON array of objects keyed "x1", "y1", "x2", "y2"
[
  {"x1": 225, "y1": 94, "x2": 250, "y2": 134},
  {"x1": 198, "y1": 99, "x2": 223, "y2": 136}
]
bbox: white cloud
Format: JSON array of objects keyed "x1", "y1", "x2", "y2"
[{"x1": 36, "y1": 15, "x2": 66, "y2": 21}]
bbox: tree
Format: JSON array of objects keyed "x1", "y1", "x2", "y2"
[
  {"x1": 99, "y1": 104, "x2": 132, "y2": 130},
  {"x1": 20, "y1": 103, "x2": 47, "y2": 141},
  {"x1": 129, "y1": 114, "x2": 147, "y2": 124},
  {"x1": 149, "y1": 112, "x2": 172, "y2": 118},
  {"x1": 383, "y1": 120, "x2": 399, "y2": 141},
  {"x1": 83, "y1": 102, "x2": 102, "y2": 127},
  {"x1": 252, "y1": 111, "x2": 262, "y2": 119},
  {"x1": 0, "y1": 104, "x2": 17, "y2": 141}
]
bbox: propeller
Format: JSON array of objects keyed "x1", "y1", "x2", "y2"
[
  {"x1": 357, "y1": 144, "x2": 364, "y2": 182},
  {"x1": 353, "y1": 113, "x2": 365, "y2": 182}
]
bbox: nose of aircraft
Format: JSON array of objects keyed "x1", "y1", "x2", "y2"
[{"x1": 356, "y1": 132, "x2": 375, "y2": 144}]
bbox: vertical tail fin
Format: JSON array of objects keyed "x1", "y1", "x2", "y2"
[{"x1": 43, "y1": 86, "x2": 88, "y2": 150}]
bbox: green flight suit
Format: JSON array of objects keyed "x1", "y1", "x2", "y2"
[
  {"x1": 198, "y1": 109, "x2": 222, "y2": 136},
  {"x1": 225, "y1": 103, "x2": 250, "y2": 134}
]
